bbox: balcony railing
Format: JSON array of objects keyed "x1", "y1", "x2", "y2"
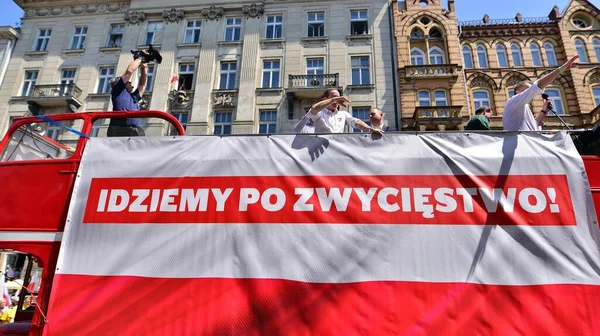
[
  {"x1": 459, "y1": 17, "x2": 554, "y2": 27},
  {"x1": 28, "y1": 83, "x2": 83, "y2": 110},
  {"x1": 404, "y1": 65, "x2": 459, "y2": 78},
  {"x1": 413, "y1": 106, "x2": 462, "y2": 120},
  {"x1": 31, "y1": 84, "x2": 82, "y2": 99},
  {"x1": 288, "y1": 74, "x2": 339, "y2": 89}
]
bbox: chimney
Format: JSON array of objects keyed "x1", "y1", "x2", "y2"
[
  {"x1": 448, "y1": 0, "x2": 455, "y2": 12},
  {"x1": 515, "y1": 13, "x2": 523, "y2": 22},
  {"x1": 483, "y1": 14, "x2": 490, "y2": 24}
]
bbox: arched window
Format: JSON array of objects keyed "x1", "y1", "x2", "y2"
[
  {"x1": 429, "y1": 27, "x2": 442, "y2": 38},
  {"x1": 544, "y1": 43, "x2": 558, "y2": 66},
  {"x1": 496, "y1": 44, "x2": 508, "y2": 67},
  {"x1": 462, "y1": 45, "x2": 473, "y2": 69},
  {"x1": 429, "y1": 46, "x2": 445, "y2": 64},
  {"x1": 434, "y1": 90, "x2": 447, "y2": 106},
  {"x1": 575, "y1": 38, "x2": 589, "y2": 62},
  {"x1": 476, "y1": 44, "x2": 488, "y2": 68},
  {"x1": 592, "y1": 86, "x2": 600, "y2": 106},
  {"x1": 410, "y1": 47, "x2": 426, "y2": 65},
  {"x1": 530, "y1": 43, "x2": 543, "y2": 66},
  {"x1": 410, "y1": 27, "x2": 425, "y2": 40},
  {"x1": 472, "y1": 90, "x2": 491, "y2": 110},
  {"x1": 418, "y1": 90, "x2": 431, "y2": 106},
  {"x1": 593, "y1": 38, "x2": 600, "y2": 62},
  {"x1": 545, "y1": 88, "x2": 566, "y2": 115},
  {"x1": 511, "y1": 43, "x2": 523, "y2": 66}
]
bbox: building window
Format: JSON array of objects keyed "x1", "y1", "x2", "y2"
[
  {"x1": 225, "y1": 18, "x2": 242, "y2": 41},
  {"x1": 476, "y1": 45, "x2": 488, "y2": 68},
  {"x1": 593, "y1": 86, "x2": 600, "y2": 106},
  {"x1": 593, "y1": 38, "x2": 600, "y2": 62},
  {"x1": 178, "y1": 64, "x2": 195, "y2": 91},
  {"x1": 508, "y1": 89, "x2": 515, "y2": 98},
  {"x1": 34, "y1": 29, "x2": 51, "y2": 51},
  {"x1": 97, "y1": 67, "x2": 115, "y2": 93},
  {"x1": 429, "y1": 47, "x2": 445, "y2": 64},
  {"x1": 544, "y1": 43, "x2": 558, "y2": 66},
  {"x1": 145, "y1": 22, "x2": 163, "y2": 45},
  {"x1": 572, "y1": 15, "x2": 591, "y2": 29},
  {"x1": 262, "y1": 60, "x2": 280, "y2": 88},
  {"x1": 545, "y1": 88, "x2": 565, "y2": 115},
  {"x1": 306, "y1": 58, "x2": 324, "y2": 86},
  {"x1": 418, "y1": 90, "x2": 431, "y2": 107},
  {"x1": 350, "y1": 10, "x2": 368, "y2": 35},
  {"x1": 462, "y1": 45, "x2": 473, "y2": 69},
  {"x1": 575, "y1": 38, "x2": 588, "y2": 63},
  {"x1": 352, "y1": 107, "x2": 370, "y2": 133},
  {"x1": 220, "y1": 62, "x2": 237, "y2": 90},
  {"x1": 172, "y1": 112, "x2": 189, "y2": 130},
  {"x1": 434, "y1": 90, "x2": 447, "y2": 106},
  {"x1": 473, "y1": 90, "x2": 491, "y2": 110},
  {"x1": 258, "y1": 110, "x2": 277, "y2": 134},
  {"x1": 496, "y1": 44, "x2": 508, "y2": 67},
  {"x1": 214, "y1": 112, "x2": 233, "y2": 135},
  {"x1": 511, "y1": 43, "x2": 523, "y2": 67},
  {"x1": 351, "y1": 56, "x2": 370, "y2": 85},
  {"x1": 91, "y1": 120, "x2": 103, "y2": 137},
  {"x1": 530, "y1": 43, "x2": 543, "y2": 66},
  {"x1": 107, "y1": 24, "x2": 124, "y2": 48},
  {"x1": 145, "y1": 65, "x2": 155, "y2": 91},
  {"x1": 266, "y1": 15, "x2": 283, "y2": 39},
  {"x1": 410, "y1": 27, "x2": 425, "y2": 40},
  {"x1": 46, "y1": 124, "x2": 62, "y2": 141},
  {"x1": 429, "y1": 27, "x2": 442, "y2": 39},
  {"x1": 21, "y1": 71, "x2": 38, "y2": 96},
  {"x1": 184, "y1": 20, "x2": 202, "y2": 44},
  {"x1": 60, "y1": 69, "x2": 76, "y2": 96},
  {"x1": 411, "y1": 48, "x2": 426, "y2": 65},
  {"x1": 307, "y1": 12, "x2": 325, "y2": 37},
  {"x1": 70, "y1": 27, "x2": 87, "y2": 50}
]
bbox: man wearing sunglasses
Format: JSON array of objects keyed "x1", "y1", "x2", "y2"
[{"x1": 107, "y1": 55, "x2": 148, "y2": 137}]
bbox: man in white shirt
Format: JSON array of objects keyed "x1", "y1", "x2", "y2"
[
  {"x1": 503, "y1": 55, "x2": 579, "y2": 131},
  {"x1": 307, "y1": 89, "x2": 384, "y2": 135}
]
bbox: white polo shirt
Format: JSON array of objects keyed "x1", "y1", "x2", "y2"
[
  {"x1": 502, "y1": 81, "x2": 544, "y2": 131},
  {"x1": 308, "y1": 108, "x2": 360, "y2": 133}
]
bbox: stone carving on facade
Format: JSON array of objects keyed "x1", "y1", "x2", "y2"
[
  {"x1": 243, "y1": 3, "x2": 264, "y2": 19},
  {"x1": 506, "y1": 76, "x2": 524, "y2": 88},
  {"x1": 124, "y1": 10, "x2": 147, "y2": 25},
  {"x1": 163, "y1": 8, "x2": 185, "y2": 23},
  {"x1": 213, "y1": 92, "x2": 236, "y2": 107},
  {"x1": 24, "y1": 3, "x2": 127, "y2": 18},
  {"x1": 202, "y1": 6, "x2": 224, "y2": 21},
  {"x1": 470, "y1": 78, "x2": 490, "y2": 88}
]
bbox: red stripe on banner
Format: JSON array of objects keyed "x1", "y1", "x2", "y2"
[
  {"x1": 46, "y1": 275, "x2": 600, "y2": 336},
  {"x1": 83, "y1": 175, "x2": 576, "y2": 225}
]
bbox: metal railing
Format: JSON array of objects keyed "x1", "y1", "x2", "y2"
[
  {"x1": 459, "y1": 17, "x2": 554, "y2": 27},
  {"x1": 404, "y1": 65, "x2": 458, "y2": 78},
  {"x1": 30, "y1": 84, "x2": 83, "y2": 99},
  {"x1": 288, "y1": 74, "x2": 339, "y2": 89},
  {"x1": 413, "y1": 106, "x2": 463, "y2": 119}
]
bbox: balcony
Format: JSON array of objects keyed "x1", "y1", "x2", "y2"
[
  {"x1": 404, "y1": 65, "x2": 459, "y2": 79},
  {"x1": 287, "y1": 74, "x2": 342, "y2": 99},
  {"x1": 27, "y1": 84, "x2": 83, "y2": 111},
  {"x1": 413, "y1": 106, "x2": 464, "y2": 131}
]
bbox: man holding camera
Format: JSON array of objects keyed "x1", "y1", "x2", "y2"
[
  {"x1": 502, "y1": 55, "x2": 579, "y2": 131},
  {"x1": 107, "y1": 47, "x2": 161, "y2": 137}
]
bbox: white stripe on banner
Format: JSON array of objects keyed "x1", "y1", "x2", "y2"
[{"x1": 0, "y1": 231, "x2": 62, "y2": 242}]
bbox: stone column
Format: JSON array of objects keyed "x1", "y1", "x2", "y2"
[
  {"x1": 232, "y1": 4, "x2": 264, "y2": 134},
  {"x1": 186, "y1": 6, "x2": 223, "y2": 135}
]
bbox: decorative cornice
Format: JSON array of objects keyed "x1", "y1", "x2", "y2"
[
  {"x1": 24, "y1": 3, "x2": 127, "y2": 18},
  {"x1": 243, "y1": 3, "x2": 264, "y2": 19},
  {"x1": 163, "y1": 8, "x2": 184, "y2": 24},
  {"x1": 124, "y1": 10, "x2": 147, "y2": 25},
  {"x1": 201, "y1": 6, "x2": 224, "y2": 21}
]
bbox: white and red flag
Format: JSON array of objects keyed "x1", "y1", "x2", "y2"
[{"x1": 45, "y1": 132, "x2": 600, "y2": 335}]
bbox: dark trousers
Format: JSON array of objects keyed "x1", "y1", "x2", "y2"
[{"x1": 107, "y1": 125, "x2": 146, "y2": 137}]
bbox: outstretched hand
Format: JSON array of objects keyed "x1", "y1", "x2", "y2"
[{"x1": 563, "y1": 55, "x2": 579, "y2": 70}]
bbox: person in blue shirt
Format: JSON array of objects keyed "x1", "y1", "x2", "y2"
[{"x1": 107, "y1": 55, "x2": 148, "y2": 137}]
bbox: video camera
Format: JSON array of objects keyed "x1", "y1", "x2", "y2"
[{"x1": 131, "y1": 45, "x2": 163, "y2": 64}]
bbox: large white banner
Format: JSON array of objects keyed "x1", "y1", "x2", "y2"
[{"x1": 45, "y1": 132, "x2": 600, "y2": 336}]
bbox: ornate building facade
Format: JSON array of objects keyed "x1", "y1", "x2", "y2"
[
  {"x1": 0, "y1": 0, "x2": 397, "y2": 137},
  {"x1": 394, "y1": 0, "x2": 600, "y2": 131}
]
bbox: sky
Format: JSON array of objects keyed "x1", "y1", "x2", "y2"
[{"x1": 0, "y1": 0, "x2": 599, "y2": 26}]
